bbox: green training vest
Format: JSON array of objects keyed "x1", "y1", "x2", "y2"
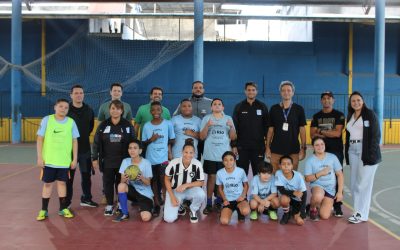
[{"x1": 43, "y1": 115, "x2": 73, "y2": 168}]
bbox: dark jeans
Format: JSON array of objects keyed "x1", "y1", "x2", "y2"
[
  {"x1": 328, "y1": 150, "x2": 344, "y2": 208},
  {"x1": 237, "y1": 146, "x2": 265, "y2": 176},
  {"x1": 103, "y1": 168, "x2": 121, "y2": 206},
  {"x1": 66, "y1": 152, "x2": 93, "y2": 205},
  {"x1": 197, "y1": 140, "x2": 204, "y2": 160}
]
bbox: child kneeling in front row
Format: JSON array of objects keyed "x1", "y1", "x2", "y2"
[
  {"x1": 250, "y1": 162, "x2": 280, "y2": 221},
  {"x1": 275, "y1": 155, "x2": 307, "y2": 226},
  {"x1": 217, "y1": 151, "x2": 250, "y2": 225}
]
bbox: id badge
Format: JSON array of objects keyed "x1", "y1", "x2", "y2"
[
  {"x1": 282, "y1": 123, "x2": 289, "y2": 131},
  {"x1": 256, "y1": 109, "x2": 262, "y2": 116}
]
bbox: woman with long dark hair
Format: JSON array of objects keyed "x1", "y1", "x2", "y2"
[{"x1": 345, "y1": 91, "x2": 381, "y2": 224}]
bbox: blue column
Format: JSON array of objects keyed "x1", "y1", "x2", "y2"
[
  {"x1": 374, "y1": 0, "x2": 385, "y2": 143},
  {"x1": 11, "y1": 0, "x2": 22, "y2": 143},
  {"x1": 194, "y1": 0, "x2": 204, "y2": 82}
]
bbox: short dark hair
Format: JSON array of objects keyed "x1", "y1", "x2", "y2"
[
  {"x1": 211, "y1": 98, "x2": 224, "y2": 106},
  {"x1": 312, "y1": 137, "x2": 325, "y2": 146},
  {"x1": 109, "y1": 99, "x2": 124, "y2": 114},
  {"x1": 55, "y1": 98, "x2": 69, "y2": 105},
  {"x1": 245, "y1": 82, "x2": 257, "y2": 89},
  {"x1": 129, "y1": 139, "x2": 143, "y2": 149},
  {"x1": 258, "y1": 161, "x2": 273, "y2": 174},
  {"x1": 192, "y1": 81, "x2": 204, "y2": 87},
  {"x1": 279, "y1": 155, "x2": 293, "y2": 164},
  {"x1": 150, "y1": 86, "x2": 163, "y2": 95},
  {"x1": 180, "y1": 98, "x2": 191, "y2": 104},
  {"x1": 150, "y1": 101, "x2": 162, "y2": 108},
  {"x1": 222, "y1": 151, "x2": 236, "y2": 161},
  {"x1": 110, "y1": 82, "x2": 123, "y2": 91},
  {"x1": 70, "y1": 84, "x2": 83, "y2": 93}
]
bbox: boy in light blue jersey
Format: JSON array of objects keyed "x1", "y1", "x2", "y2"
[
  {"x1": 275, "y1": 155, "x2": 307, "y2": 226},
  {"x1": 114, "y1": 140, "x2": 153, "y2": 222},
  {"x1": 249, "y1": 162, "x2": 280, "y2": 221},
  {"x1": 217, "y1": 151, "x2": 250, "y2": 225},
  {"x1": 171, "y1": 99, "x2": 201, "y2": 158},
  {"x1": 304, "y1": 138, "x2": 344, "y2": 221},
  {"x1": 142, "y1": 101, "x2": 175, "y2": 217},
  {"x1": 200, "y1": 98, "x2": 237, "y2": 214}
]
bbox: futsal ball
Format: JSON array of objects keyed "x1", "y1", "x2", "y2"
[{"x1": 124, "y1": 165, "x2": 140, "y2": 180}]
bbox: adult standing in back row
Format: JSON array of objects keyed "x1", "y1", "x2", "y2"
[
  {"x1": 232, "y1": 82, "x2": 269, "y2": 176},
  {"x1": 98, "y1": 82, "x2": 133, "y2": 122},
  {"x1": 135, "y1": 87, "x2": 171, "y2": 139},
  {"x1": 266, "y1": 81, "x2": 307, "y2": 172}
]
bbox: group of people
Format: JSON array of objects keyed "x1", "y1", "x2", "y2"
[{"x1": 35, "y1": 80, "x2": 381, "y2": 226}]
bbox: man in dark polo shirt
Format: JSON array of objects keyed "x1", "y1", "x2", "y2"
[
  {"x1": 310, "y1": 91, "x2": 345, "y2": 217},
  {"x1": 232, "y1": 82, "x2": 269, "y2": 176},
  {"x1": 66, "y1": 84, "x2": 98, "y2": 208},
  {"x1": 266, "y1": 81, "x2": 307, "y2": 172}
]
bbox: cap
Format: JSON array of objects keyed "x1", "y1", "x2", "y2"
[{"x1": 321, "y1": 91, "x2": 334, "y2": 99}]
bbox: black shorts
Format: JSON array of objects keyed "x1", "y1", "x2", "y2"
[
  {"x1": 41, "y1": 166, "x2": 69, "y2": 183},
  {"x1": 127, "y1": 185, "x2": 153, "y2": 212},
  {"x1": 223, "y1": 199, "x2": 248, "y2": 211},
  {"x1": 324, "y1": 191, "x2": 335, "y2": 199},
  {"x1": 203, "y1": 160, "x2": 224, "y2": 175}
]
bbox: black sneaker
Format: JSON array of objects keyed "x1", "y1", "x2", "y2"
[
  {"x1": 178, "y1": 204, "x2": 186, "y2": 216},
  {"x1": 237, "y1": 212, "x2": 245, "y2": 221},
  {"x1": 113, "y1": 213, "x2": 129, "y2": 222},
  {"x1": 104, "y1": 207, "x2": 113, "y2": 216},
  {"x1": 300, "y1": 208, "x2": 307, "y2": 219},
  {"x1": 334, "y1": 205, "x2": 344, "y2": 218},
  {"x1": 203, "y1": 204, "x2": 213, "y2": 215},
  {"x1": 80, "y1": 200, "x2": 99, "y2": 208},
  {"x1": 280, "y1": 212, "x2": 290, "y2": 225},
  {"x1": 153, "y1": 206, "x2": 161, "y2": 217},
  {"x1": 190, "y1": 210, "x2": 198, "y2": 223}
]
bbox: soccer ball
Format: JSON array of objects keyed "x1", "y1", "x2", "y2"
[{"x1": 124, "y1": 165, "x2": 140, "y2": 180}]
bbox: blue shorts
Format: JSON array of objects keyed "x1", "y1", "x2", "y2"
[{"x1": 41, "y1": 166, "x2": 69, "y2": 183}]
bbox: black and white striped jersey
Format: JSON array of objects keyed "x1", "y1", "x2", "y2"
[{"x1": 165, "y1": 158, "x2": 205, "y2": 190}]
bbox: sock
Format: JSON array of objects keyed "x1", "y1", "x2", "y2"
[
  {"x1": 118, "y1": 193, "x2": 128, "y2": 215},
  {"x1": 207, "y1": 198, "x2": 212, "y2": 206},
  {"x1": 215, "y1": 197, "x2": 222, "y2": 204},
  {"x1": 59, "y1": 197, "x2": 67, "y2": 211},
  {"x1": 42, "y1": 198, "x2": 50, "y2": 211}
]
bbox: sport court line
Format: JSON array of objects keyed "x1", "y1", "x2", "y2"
[
  {"x1": 372, "y1": 186, "x2": 400, "y2": 221},
  {"x1": 342, "y1": 201, "x2": 400, "y2": 241},
  {"x1": 0, "y1": 165, "x2": 36, "y2": 182}
]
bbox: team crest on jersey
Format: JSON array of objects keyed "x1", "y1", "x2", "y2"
[{"x1": 190, "y1": 172, "x2": 195, "y2": 178}]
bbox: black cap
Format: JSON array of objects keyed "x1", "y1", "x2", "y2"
[{"x1": 321, "y1": 91, "x2": 334, "y2": 99}]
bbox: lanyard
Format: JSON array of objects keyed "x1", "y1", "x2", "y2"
[{"x1": 281, "y1": 102, "x2": 293, "y2": 122}]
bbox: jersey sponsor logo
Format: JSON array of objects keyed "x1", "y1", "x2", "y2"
[{"x1": 211, "y1": 130, "x2": 225, "y2": 135}]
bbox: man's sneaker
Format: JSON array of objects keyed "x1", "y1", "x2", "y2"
[
  {"x1": 280, "y1": 212, "x2": 290, "y2": 225},
  {"x1": 58, "y1": 208, "x2": 74, "y2": 218},
  {"x1": 178, "y1": 204, "x2": 186, "y2": 216},
  {"x1": 104, "y1": 207, "x2": 113, "y2": 216},
  {"x1": 348, "y1": 213, "x2": 363, "y2": 224},
  {"x1": 294, "y1": 213, "x2": 305, "y2": 226},
  {"x1": 334, "y1": 205, "x2": 344, "y2": 217},
  {"x1": 310, "y1": 208, "x2": 319, "y2": 221},
  {"x1": 36, "y1": 210, "x2": 48, "y2": 221},
  {"x1": 268, "y1": 210, "x2": 278, "y2": 220},
  {"x1": 80, "y1": 200, "x2": 99, "y2": 208},
  {"x1": 113, "y1": 213, "x2": 129, "y2": 222},
  {"x1": 250, "y1": 210, "x2": 258, "y2": 221},
  {"x1": 153, "y1": 206, "x2": 161, "y2": 217},
  {"x1": 203, "y1": 204, "x2": 213, "y2": 215},
  {"x1": 190, "y1": 210, "x2": 198, "y2": 223},
  {"x1": 100, "y1": 195, "x2": 107, "y2": 205}
]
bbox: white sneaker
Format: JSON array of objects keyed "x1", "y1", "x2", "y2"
[
  {"x1": 348, "y1": 213, "x2": 363, "y2": 224},
  {"x1": 190, "y1": 210, "x2": 198, "y2": 223}
]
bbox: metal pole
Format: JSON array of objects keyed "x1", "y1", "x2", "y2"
[
  {"x1": 194, "y1": 0, "x2": 203, "y2": 82},
  {"x1": 374, "y1": 0, "x2": 385, "y2": 144},
  {"x1": 11, "y1": 0, "x2": 22, "y2": 143}
]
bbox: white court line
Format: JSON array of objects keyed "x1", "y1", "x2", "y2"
[
  {"x1": 0, "y1": 145, "x2": 9, "y2": 148},
  {"x1": 381, "y1": 149, "x2": 400, "y2": 154},
  {"x1": 372, "y1": 185, "x2": 400, "y2": 221}
]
